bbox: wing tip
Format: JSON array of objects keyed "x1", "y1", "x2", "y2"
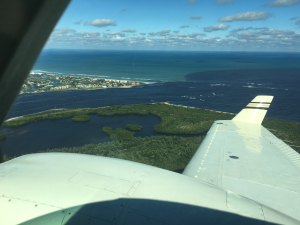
[{"x1": 232, "y1": 95, "x2": 274, "y2": 124}]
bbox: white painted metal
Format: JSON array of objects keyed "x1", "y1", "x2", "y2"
[
  {"x1": 232, "y1": 95, "x2": 273, "y2": 124},
  {"x1": 183, "y1": 120, "x2": 300, "y2": 221},
  {"x1": 0, "y1": 153, "x2": 298, "y2": 224}
]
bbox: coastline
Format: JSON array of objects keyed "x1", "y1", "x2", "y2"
[
  {"x1": 20, "y1": 73, "x2": 151, "y2": 95},
  {"x1": 4, "y1": 103, "x2": 235, "y2": 123},
  {"x1": 2, "y1": 103, "x2": 299, "y2": 158},
  {"x1": 163, "y1": 102, "x2": 236, "y2": 115}
]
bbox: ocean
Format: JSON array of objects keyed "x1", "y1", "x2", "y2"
[
  {"x1": 1, "y1": 50, "x2": 300, "y2": 156},
  {"x1": 32, "y1": 49, "x2": 300, "y2": 82}
]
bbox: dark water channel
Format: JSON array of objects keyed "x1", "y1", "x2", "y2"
[{"x1": 0, "y1": 114, "x2": 203, "y2": 157}]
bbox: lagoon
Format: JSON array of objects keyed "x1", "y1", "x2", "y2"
[{"x1": 0, "y1": 114, "x2": 202, "y2": 157}]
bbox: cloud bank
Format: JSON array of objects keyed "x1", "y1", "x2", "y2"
[{"x1": 47, "y1": 26, "x2": 300, "y2": 52}]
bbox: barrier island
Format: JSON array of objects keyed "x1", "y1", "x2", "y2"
[
  {"x1": 2, "y1": 103, "x2": 300, "y2": 170},
  {"x1": 20, "y1": 73, "x2": 146, "y2": 94}
]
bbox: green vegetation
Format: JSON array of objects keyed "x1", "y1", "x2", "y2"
[
  {"x1": 262, "y1": 118, "x2": 300, "y2": 153},
  {"x1": 3, "y1": 103, "x2": 233, "y2": 134},
  {"x1": 103, "y1": 127, "x2": 136, "y2": 141},
  {"x1": 0, "y1": 133, "x2": 6, "y2": 141},
  {"x1": 72, "y1": 114, "x2": 91, "y2": 122},
  {"x1": 126, "y1": 124, "x2": 143, "y2": 131},
  {"x1": 3, "y1": 108, "x2": 98, "y2": 128},
  {"x1": 2, "y1": 103, "x2": 299, "y2": 170},
  {"x1": 39, "y1": 136, "x2": 204, "y2": 171}
]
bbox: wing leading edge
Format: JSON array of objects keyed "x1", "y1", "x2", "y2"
[{"x1": 183, "y1": 96, "x2": 300, "y2": 221}]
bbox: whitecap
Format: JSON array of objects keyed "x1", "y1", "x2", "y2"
[
  {"x1": 210, "y1": 84, "x2": 225, "y2": 86},
  {"x1": 242, "y1": 85, "x2": 256, "y2": 88}
]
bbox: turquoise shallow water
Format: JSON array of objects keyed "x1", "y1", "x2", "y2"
[{"x1": 32, "y1": 50, "x2": 300, "y2": 82}]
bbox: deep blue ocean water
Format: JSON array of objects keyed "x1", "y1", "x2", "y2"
[
  {"x1": 1, "y1": 50, "x2": 300, "y2": 157},
  {"x1": 32, "y1": 49, "x2": 300, "y2": 82}
]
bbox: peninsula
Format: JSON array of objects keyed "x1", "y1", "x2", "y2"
[{"x1": 19, "y1": 73, "x2": 146, "y2": 94}]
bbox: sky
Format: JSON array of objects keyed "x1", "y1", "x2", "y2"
[{"x1": 45, "y1": 0, "x2": 300, "y2": 51}]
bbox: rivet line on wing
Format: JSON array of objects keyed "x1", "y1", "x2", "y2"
[{"x1": 195, "y1": 124, "x2": 219, "y2": 178}]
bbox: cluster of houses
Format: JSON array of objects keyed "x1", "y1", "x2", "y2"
[{"x1": 20, "y1": 73, "x2": 144, "y2": 94}]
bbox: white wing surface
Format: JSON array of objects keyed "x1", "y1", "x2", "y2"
[
  {"x1": 0, "y1": 153, "x2": 298, "y2": 225},
  {"x1": 183, "y1": 95, "x2": 300, "y2": 221}
]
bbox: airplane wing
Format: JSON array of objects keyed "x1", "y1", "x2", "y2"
[{"x1": 183, "y1": 95, "x2": 300, "y2": 221}]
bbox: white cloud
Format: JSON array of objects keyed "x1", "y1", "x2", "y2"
[
  {"x1": 173, "y1": 30, "x2": 180, "y2": 33},
  {"x1": 110, "y1": 37, "x2": 125, "y2": 41},
  {"x1": 214, "y1": 0, "x2": 235, "y2": 5},
  {"x1": 77, "y1": 32, "x2": 100, "y2": 38},
  {"x1": 189, "y1": 32, "x2": 206, "y2": 37},
  {"x1": 186, "y1": 0, "x2": 198, "y2": 5},
  {"x1": 263, "y1": 0, "x2": 300, "y2": 7},
  {"x1": 122, "y1": 29, "x2": 136, "y2": 33},
  {"x1": 219, "y1": 12, "x2": 271, "y2": 22},
  {"x1": 180, "y1": 25, "x2": 190, "y2": 28},
  {"x1": 227, "y1": 27, "x2": 269, "y2": 37},
  {"x1": 262, "y1": 29, "x2": 295, "y2": 36},
  {"x1": 107, "y1": 32, "x2": 125, "y2": 37},
  {"x1": 132, "y1": 36, "x2": 145, "y2": 40},
  {"x1": 85, "y1": 19, "x2": 116, "y2": 28},
  {"x1": 148, "y1": 30, "x2": 171, "y2": 36},
  {"x1": 156, "y1": 30, "x2": 171, "y2": 36},
  {"x1": 74, "y1": 20, "x2": 82, "y2": 25},
  {"x1": 51, "y1": 27, "x2": 77, "y2": 36},
  {"x1": 148, "y1": 32, "x2": 155, "y2": 36},
  {"x1": 290, "y1": 17, "x2": 299, "y2": 20},
  {"x1": 172, "y1": 33, "x2": 189, "y2": 38},
  {"x1": 190, "y1": 15, "x2": 202, "y2": 19},
  {"x1": 204, "y1": 24, "x2": 230, "y2": 32}
]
